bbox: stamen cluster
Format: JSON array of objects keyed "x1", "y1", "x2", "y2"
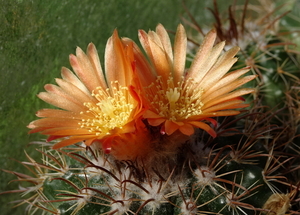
[
  {"x1": 80, "y1": 83, "x2": 133, "y2": 135},
  {"x1": 146, "y1": 76, "x2": 204, "y2": 121}
]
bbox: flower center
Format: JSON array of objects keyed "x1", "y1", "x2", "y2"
[
  {"x1": 146, "y1": 76, "x2": 204, "y2": 121},
  {"x1": 79, "y1": 82, "x2": 134, "y2": 135}
]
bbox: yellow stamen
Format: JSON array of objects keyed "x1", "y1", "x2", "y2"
[
  {"x1": 79, "y1": 81, "x2": 134, "y2": 135},
  {"x1": 146, "y1": 77, "x2": 204, "y2": 121}
]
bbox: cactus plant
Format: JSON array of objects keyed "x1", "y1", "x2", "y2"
[{"x1": 2, "y1": 1, "x2": 300, "y2": 214}]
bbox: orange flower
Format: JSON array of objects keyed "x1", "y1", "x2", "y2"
[
  {"x1": 28, "y1": 30, "x2": 147, "y2": 154},
  {"x1": 135, "y1": 24, "x2": 256, "y2": 137}
]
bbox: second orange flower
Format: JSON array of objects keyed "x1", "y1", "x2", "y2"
[{"x1": 133, "y1": 24, "x2": 256, "y2": 137}]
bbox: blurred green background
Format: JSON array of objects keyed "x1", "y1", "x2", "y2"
[{"x1": 0, "y1": 0, "x2": 299, "y2": 214}]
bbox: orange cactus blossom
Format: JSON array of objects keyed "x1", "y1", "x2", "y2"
[
  {"x1": 28, "y1": 30, "x2": 152, "y2": 159},
  {"x1": 135, "y1": 24, "x2": 256, "y2": 137}
]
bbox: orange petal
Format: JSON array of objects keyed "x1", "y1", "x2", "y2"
[
  {"x1": 124, "y1": 37, "x2": 156, "y2": 87},
  {"x1": 193, "y1": 41, "x2": 226, "y2": 84},
  {"x1": 199, "y1": 56, "x2": 238, "y2": 90},
  {"x1": 52, "y1": 138, "x2": 83, "y2": 149},
  {"x1": 28, "y1": 126, "x2": 51, "y2": 134},
  {"x1": 178, "y1": 123, "x2": 195, "y2": 136},
  {"x1": 202, "y1": 74, "x2": 256, "y2": 103},
  {"x1": 61, "y1": 67, "x2": 90, "y2": 94},
  {"x1": 40, "y1": 128, "x2": 90, "y2": 136},
  {"x1": 173, "y1": 24, "x2": 187, "y2": 84},
  {"x1": 165, "y1": 120, "x2": 180, "y2": 135},
  {"x1": 156, "y1": 24, "x2": 173, "y2": 61},
  {"x1": 69, "y1": 45, "x2": 105, "y2": 92},
  {"x1": 147, "y1": 118, "x2": 166, "y2": 126},
  {"x1": 105, "y1": 30, "x2": 133, "y2": 88},
  {"x1": 203, "y1": 100, "x2": 245, "y2": 113},
  {"x1": 55, "y1": 78, "x2": 97, "y2": 104},
  {"x1": 87, "y1": 43, "x2": 108, "y2": 89},
  {"x1": 189, "y1": 121, "x2": 216, "y2": 138},
  {"x1": 139, "y1": 29, "x2": 154, "y2": 63},
  {"x1": 52, "y1": 135, "x2": 98, "y2": 149},
  {"x1": 36, "y1": 109, "x2": 89, "y2": 119},
  {"x1": 147, "y1": 32, "x2": 172, "y2": 82},
  {"x1": 29, "y1": 118, "x2": 80, "y2": 128},
  {"x1": 47, "y1": 135, "x2": 63, "y2": 142},
  {"x1": 206, "y1": 110, "x2": 241, "y2": 117},
  {"x1": 203, "y1": 67, "x2": 251, "y2": 97},
  {"x1": 38, "y1": 86, "x2": 84, "y2": 112},
  {"x1": 186, "y1": 29, "x2": 217, "y2": 81},
  {"x1": 203, "y1": 88, "x2": 254, "y2": 109}
]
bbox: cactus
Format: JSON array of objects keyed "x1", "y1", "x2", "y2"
[
  {"x1": 2, "y1": 114, "x2": 297, "y2": 215},
  {"x1": 2, "y1": 1, "x2": 300, "y2": 214}
]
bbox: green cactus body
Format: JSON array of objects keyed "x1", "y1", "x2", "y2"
[
  {"x1": 4, "y1": 136, "x2": 292, "y2": 215},
  {"x1": 237, "y1": 37, "x2": 299, "y2": 112}
]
